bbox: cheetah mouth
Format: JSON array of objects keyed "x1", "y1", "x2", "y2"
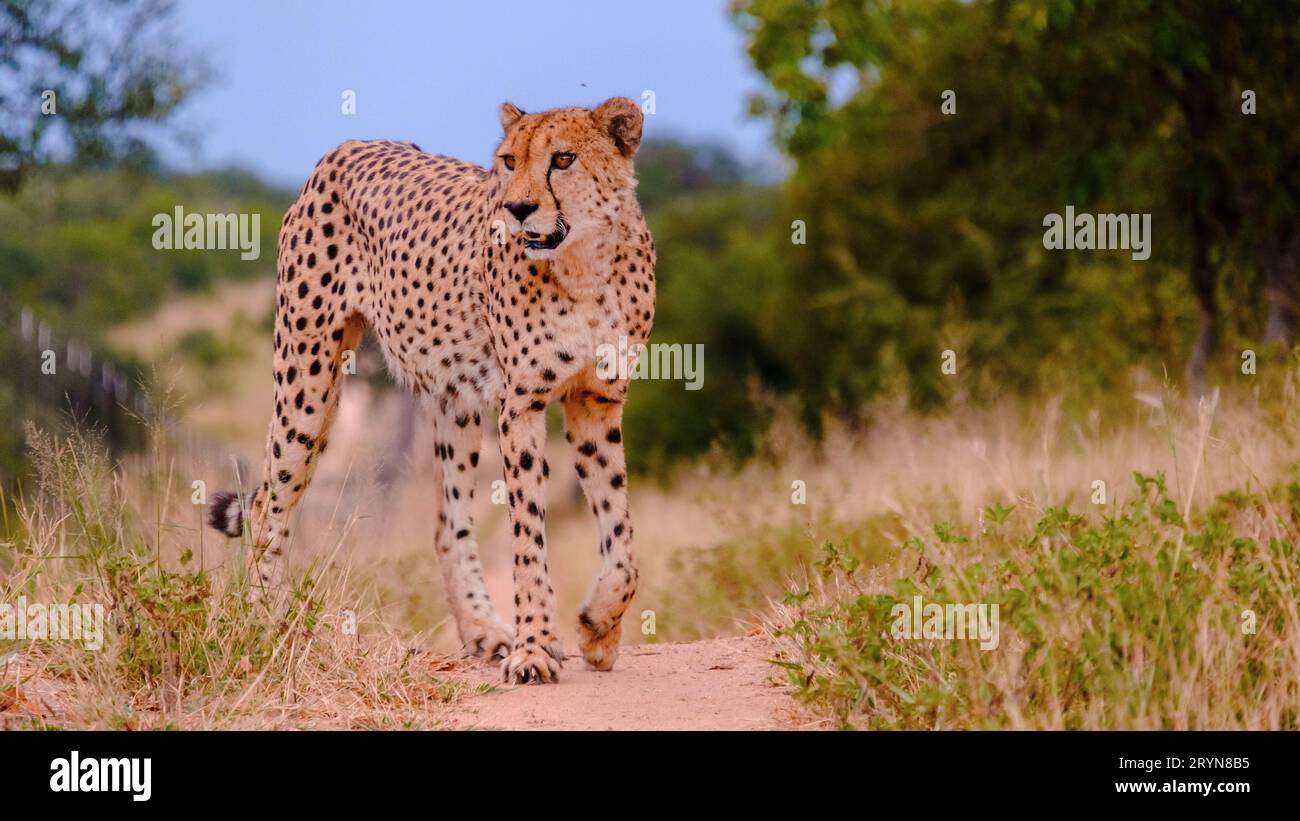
[{"x1": 523, "y1": 217, "x2": 569, "y2": 250}]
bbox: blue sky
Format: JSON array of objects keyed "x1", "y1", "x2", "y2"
[{"x1": 166, "y1": 0, "x2": 776, "y2": 186}]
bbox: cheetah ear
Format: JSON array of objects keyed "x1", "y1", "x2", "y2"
[
  {"x1": 593, "y1": 97, "x2": 642, "y2": 158},
  {"x1": 500, "y1": 102, "x2": 525, "y2": 131}
]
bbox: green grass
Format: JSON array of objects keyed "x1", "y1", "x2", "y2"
[
  {"x1": 5, "y1": 422, "x2": 322, "y2": 699},
  {"x1": 768, "y1": 470, "x2": 1300, "y2": 729}
]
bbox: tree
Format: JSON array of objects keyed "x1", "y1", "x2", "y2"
[
  {"x1": 0, "y1": 0, "x2": 204, "y2": 191},
  {"x1": 733, "y1": 0, "x2": 1300, "y2": 400},
  {"x1": 634, "y1": 138, "x2": 749, "y2": 212}
]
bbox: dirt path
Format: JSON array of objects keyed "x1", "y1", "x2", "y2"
[
  {"x1": 2, "y1": 636, "x2": 813, "y2": 730},
  {"x1": 449, "y1": 636, "x2": 808, "y2": 730}
]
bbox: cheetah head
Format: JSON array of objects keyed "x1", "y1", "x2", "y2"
[{"x1": 494, "y1": 97, "x2": 643, "y2": 259}]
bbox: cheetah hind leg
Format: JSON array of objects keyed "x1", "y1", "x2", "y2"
[{"x1": 239, "y1": 314, "x2": 363, "y2": 613}]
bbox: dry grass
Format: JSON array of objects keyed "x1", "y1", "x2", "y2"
[
  {"x1": 754, "y1": 377, "x2": 1300, "y2": 729},
  {"x1": 636, "y1": 366, "x2": 1300, "y2": 636},
  {"x1": 4, "y1": 369, "x2": 1298, "y2": 728},
  {"x1": 0, "y1": 421, "x2": 489, "y2": 730},
  {"x1": 13, "y1": 274, "x2": 1300, "y2": 728}
]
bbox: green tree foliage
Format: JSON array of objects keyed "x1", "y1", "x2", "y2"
[
  {"x1": 0, "y1": 166, "x2": 288, "y2": 334},
  {"x1": 0, "y1": 0, "x2": 204, "y2": 190},
  {"x1": 732, "y1": 0, "x2": 1300, "y2": 409},
  {"x1": 633, "y1": 138, "x2": 749, "y2": 212},
  {"x1": 629, "y1": 182, "x2": 789, "y2": 473},
  {"x1": 0, "y1": 166, "x2": 287, "y2": 491}
]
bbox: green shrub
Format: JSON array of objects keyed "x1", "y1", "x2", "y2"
[{"x1": 772, "y1": 472, "x2": 1300, "y2": 729}]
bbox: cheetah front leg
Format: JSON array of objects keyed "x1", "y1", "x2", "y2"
[
  {"x1": 497, "y1": 398, "x2": 563, "y2": 683},
  {"x1": 431, "y1": 407, "x2": 513, "y2": 660},
  {"x1": 563, "y1": 392, "x2": 637, "y2": 671}
]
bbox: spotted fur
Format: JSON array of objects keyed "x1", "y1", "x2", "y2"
[{"x1": 207, "y1": 98, "x2": 655, "y2": 683}]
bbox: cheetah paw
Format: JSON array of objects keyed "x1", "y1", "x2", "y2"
[
  {"x1": 577, "y1": 610, "x2": 622, "y2": 672},
  {"x1": 501, "y1": 640, "x2": 563, "y2": 684},
  {"x1": 463, "y1": 619, "x2": 514, "y2": 661}
]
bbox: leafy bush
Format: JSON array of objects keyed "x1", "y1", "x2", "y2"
[
  {"x1": 771, "y1": 472, "x2": 1300, "y2": 729},
  {"x1": 7, "y1": 423, "x2": 316, "y2": 697}
]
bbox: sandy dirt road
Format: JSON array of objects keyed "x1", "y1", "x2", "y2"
[
  {"x1": 448, "y1": 636, "x2": 810, "y2": 730},
  {"x1": 1, "y1": 636, "x2": 811, "y2": 730}
]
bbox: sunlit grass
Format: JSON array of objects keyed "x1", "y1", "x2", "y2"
[
  {"x1": 0, "y1": 412, "x2": 472, "y2": 729},
  {"x1": 638, "y1": 369, "x2": 1300, "y2": 728}
]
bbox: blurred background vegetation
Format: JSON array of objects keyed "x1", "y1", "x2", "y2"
[{"x1": 2, "y1": 0, "x2": 1299, "y2": 484}]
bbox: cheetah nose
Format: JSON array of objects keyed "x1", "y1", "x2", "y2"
[{"x1": 504, "y1": 200, "x2": 538, "y2": 223}]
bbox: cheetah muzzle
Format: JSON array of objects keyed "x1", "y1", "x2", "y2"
[
  {"x1": 523, "y1": 214, "x2": 569, "y2": 251},
  {"x1": 206, "y1": 97, "x2": 655, "y2": 685}
]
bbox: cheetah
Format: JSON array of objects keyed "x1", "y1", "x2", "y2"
[{"x1": 207, "y1": 98, "x2": 655, "y2": 683}]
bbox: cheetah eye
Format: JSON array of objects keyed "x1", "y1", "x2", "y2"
[
  {"x1": 551, "y1": 152, "x2": 575, "y2": 170},
  {"x1": 500, "y1": 154, "x2": 516, "y2": 171}
]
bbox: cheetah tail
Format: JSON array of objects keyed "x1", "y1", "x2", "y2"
[{"x1": 207, "y1": 488, "x2": 261, "y2": 538}]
